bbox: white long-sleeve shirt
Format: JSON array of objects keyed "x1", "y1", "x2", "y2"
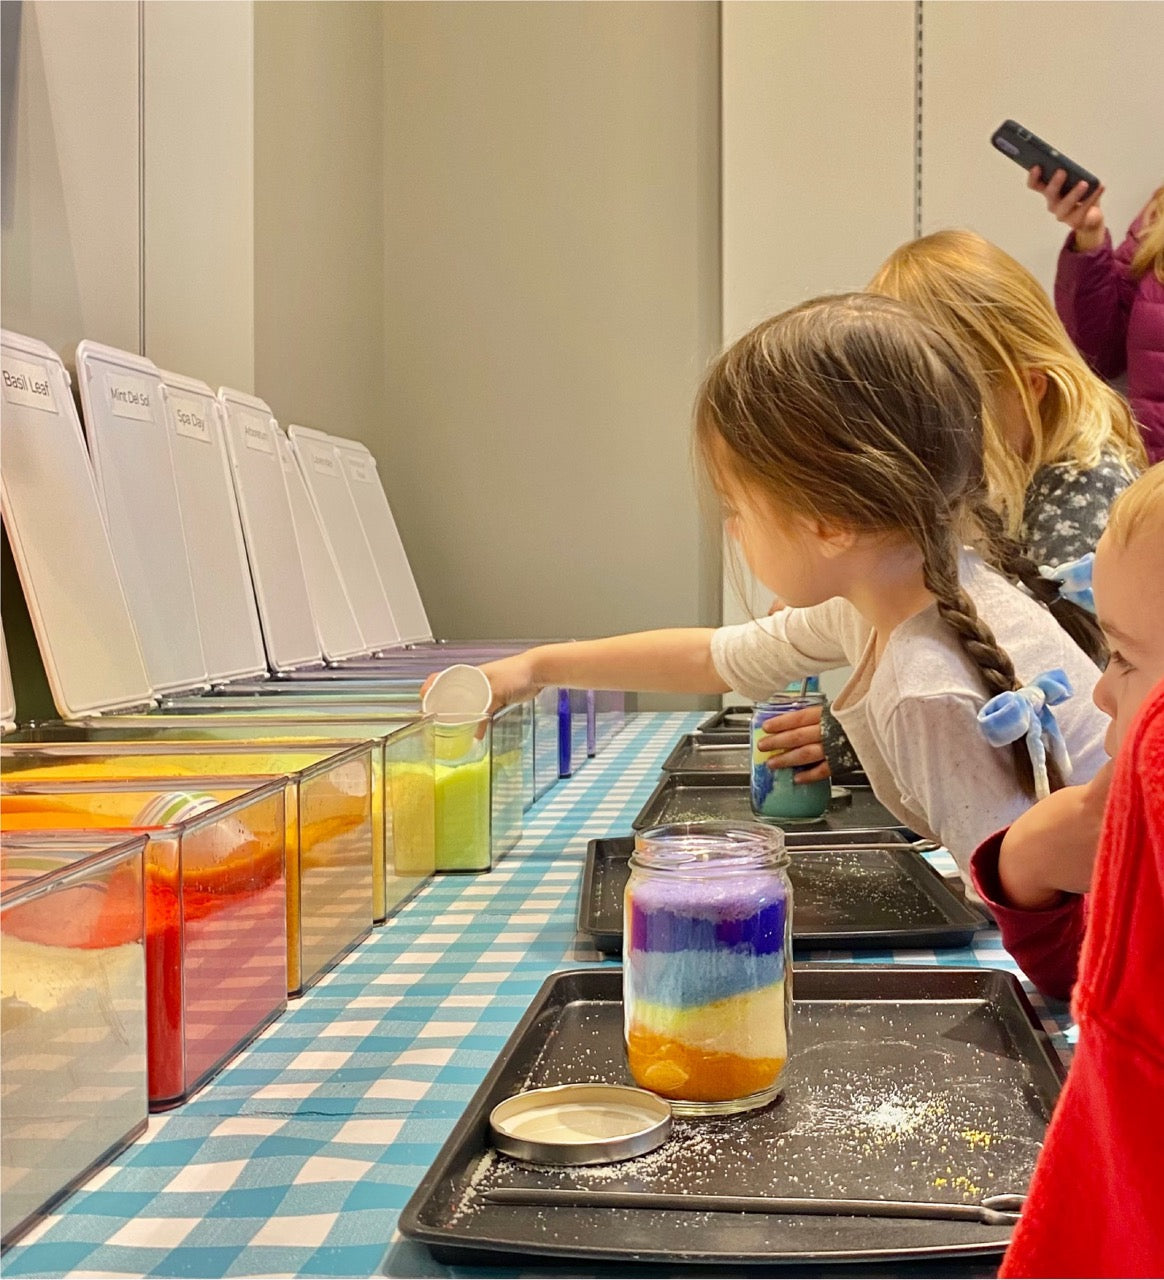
[{"x1": 710, "y1": 552, "x2": 1109, "y2": 878}]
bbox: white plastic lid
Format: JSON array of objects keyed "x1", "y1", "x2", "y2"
[
  {"x1": 278, "y1": 429, "x2": 366, "y2": 662},
  {"x1": 159, "y1": 371, "x2": 267, "y2": 684},
  {"x1": 288, "y1": 425, "x2": 402, "y2": 651},
  {"x1": 0, "y1": 330, "x2": 154, "y2": 718},
  {"x1": 74, "y1": 342, "x2": 208, "y2": 695},
  {"x1": 217, "y1": 387, "x2": 322, "y2": 671},
  {"x1": 0, "y1": 621, "x2": 15, "y2": 732},
  {"x1": 330, "y1": 436, "x2": 433, "y2": 644}
]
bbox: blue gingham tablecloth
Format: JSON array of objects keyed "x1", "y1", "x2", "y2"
[{"x1": 3, "y1": 713, "x2": 1073, "y2": 1279}]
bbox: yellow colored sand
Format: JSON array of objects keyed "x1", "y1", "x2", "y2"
[
  {"x1": 434, "y1": 756, "x2": 491, "y2": 872},
  {"x1": 386, "y1": 762, "x2": 436, "y2": 877}
]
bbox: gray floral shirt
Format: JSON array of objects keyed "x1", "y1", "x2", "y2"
[
  {"x1": 821, "y1": 453, "x2": 1134, "y2": 783},
  {"x1": 1020, "y1": 453, "x2": 1136, "y2": 568}
]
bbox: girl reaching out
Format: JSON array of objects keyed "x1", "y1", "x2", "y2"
[
  {"x1": 456, "y1": 294, "x2": 1112, "y2": 881},
  {"x1": 792, "y1": 226, "x2": 1147, "y2": 788}
]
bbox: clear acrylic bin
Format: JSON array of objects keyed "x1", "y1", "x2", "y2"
[
  {"x1": 228, "y1": 651, "x2": 560, "y2": 803},
  {"x1": 9, "y1": 715, "x2": 440, "y2": 922},
  {"x1": 565, "y1": 689, "x2": 591, "y2": 773},
  {"x1": 133, "y1": 696, "x2": 523, "y2": 866},
  {"x1": 593, "y1": 690, "x2": 628, "y2": 754},
  {"x1": 1, "y1": 741, "x2": 377, "y2": 996},
  {"x1": 0, "y1": 777, "x2": 288, "y2": 1109},
  {"x1": 532, "y1": 687, "x2": 559, "y2": 802},
  {"x1": 432, "y1": 702, "x2": 526, "y2": 872},
  {"x1": 1, "y1": 834, "x2": 149, "y2": 1248},
  {"x1": 162, "y1": 686, "x2": 542, "y2": 817}
]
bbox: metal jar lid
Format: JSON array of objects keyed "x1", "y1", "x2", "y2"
[{"x1": 489, "y1": 1084, "x2": 673, "y2": 1166}]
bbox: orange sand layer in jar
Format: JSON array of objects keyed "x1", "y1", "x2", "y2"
[{"x1": 625, "y1": 1024, "x2": 785, "y2": 1102}]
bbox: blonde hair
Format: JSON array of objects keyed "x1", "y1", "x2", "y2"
[
  {"x1": 1130, "y1": 187, "x2": 1164, "y2": 283},
  {"x1": 1106, "y1": 461, "x2": 1164, "y2": 547},
  {"x1": 695, "y1": 293, "x2": 1106, "y2": 798},
  {"x1": 869, "y1": 230, "x2": 1146, "y2": 537}
]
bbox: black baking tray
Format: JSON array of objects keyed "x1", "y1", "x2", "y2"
[
  {"x1": 633, "y1": 772, "x2": 904, "y2": 835},
  {"x1": 697, "y1": 704, "x2": 755, "y2": 732},
  {"x1": 663, "y1": 733, "x2": 751, "y2": 772},
  {"x1": 667, "y1": 734, "x2": 873, "y2": 791},
  {"x1": 397, "y1": 965, "x2": 1065, "y2": 1269},
  {"x1": 577, "y1": 836, "x2": 987, "y2": 955}
]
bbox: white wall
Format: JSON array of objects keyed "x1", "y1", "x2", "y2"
[
  {"x1": 381, "y1": 1, "x2": 722, "y2": 666},
  {"x1": 1, "y1": 0, "x2": 140, "y2": 358},
  {"x1": 722, "y1": 0, "x2": 917, "y2": 344},
  {"x1": 922, "y1": 1, "x2": 1164, "y2": 295},
  {"x1": 1, "y1": 0, "x2": 142, "y2": 719},
  {"x1": 143, "y1": 0, "x2": 255, "y2": 393},
  {"x1": 254, "y1": 1, "x2": 385, "y2": 436},
  {"x1": 721, "y1": 0, "x2": 916, "y2": 629}
]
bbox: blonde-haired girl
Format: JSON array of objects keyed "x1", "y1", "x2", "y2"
[
  {"x1": 869, "y1": 229, "x2": 1146, "y2": 564},
  {"x1": 459, "y1": 294, "x2": 1111, "y2": 880},
  {"x1": 1028, "y1": 169, "x2": 1164, "y2": 464}
]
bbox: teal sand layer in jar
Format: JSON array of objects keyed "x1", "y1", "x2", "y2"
[
  {"x1": 624, "y1": 823, "x2": 792, "y2": 1117},
  {"x1": 751, "y1": 694, "x2": 831, "y2": 822}
]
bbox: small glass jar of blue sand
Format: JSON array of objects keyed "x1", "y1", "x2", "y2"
[
  {"x1": 624, "y1": 822, "x2": 792, "y2": 1117},
  {"x1": 751, "y1": 693, "x2": 832, "y2": 823}
]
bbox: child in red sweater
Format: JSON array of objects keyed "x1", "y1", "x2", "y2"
[
  {"x1": 969, "y1": 462, "x2": 1164, "y2": 1277},
  {"x1": 971, "y1": 463, "x2": 1164, "y2": 991}
]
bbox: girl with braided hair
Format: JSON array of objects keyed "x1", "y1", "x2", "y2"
[
  {"x1": 771, "y1": 227, "x2": 1145, "y2": 791},
  {"x1": 445, "y1": 293, "x2": 1111, "y2": 882}
]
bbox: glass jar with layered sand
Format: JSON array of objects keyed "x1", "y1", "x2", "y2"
[{"x1": 624, "y1": 823, "x2": 792, "y2": 1116}]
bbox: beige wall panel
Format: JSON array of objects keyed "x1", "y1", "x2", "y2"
[
  {"x1": 0, "y1": 0, "x2": 139, "y2": 357},
  {"x1": 922, "y1": 1, "x2": 1164, "y2": 294},
  {"x1": 143, "y1": 0, "x2": 254, "y2": 392},
  {"x1": 382, "y1": 1, "x2": 721, "y2": 654},
  {"x1": 254, "y1": 1, "x2": 384, "y2": 435},
  {"x1": 721, "y1": 0, "x2": 915, "y2": 627},
  {"x1": 722, "y1": 0, "x2": 916, "y2": 344}
]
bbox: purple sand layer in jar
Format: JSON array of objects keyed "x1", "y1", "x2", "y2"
[{"x1": 627, "y1": 873, "x2": 788, "y2": 955}]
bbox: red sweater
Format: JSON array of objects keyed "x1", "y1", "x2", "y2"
[
  {"x1": 970, "y1": 837, "x2": 1086, "y2": 1002},
  {"x1": 989, "y1": 681, "x2": 1164, "y2": 1278}
]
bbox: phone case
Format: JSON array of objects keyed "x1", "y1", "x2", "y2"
[{"x1": 991, "y1": 119, "x2": 1099, "y2": 197}]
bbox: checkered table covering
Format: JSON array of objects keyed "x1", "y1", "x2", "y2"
[{"x1": 3, "y1": 713, "x2": 1072, "y2": 1279}]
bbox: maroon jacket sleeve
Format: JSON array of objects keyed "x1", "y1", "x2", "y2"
[
  {"x1": 1053, "y1": 213, "x2": 1144, "y2": 380},
  {"x1": 970, "y1": 829, "x2": 1089, "y2": 1002}
]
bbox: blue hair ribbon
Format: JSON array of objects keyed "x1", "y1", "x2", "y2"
[
  {"x1": 977, "y1": 668, "x2": 1074, "y2": 800},
  {"x1": 1039, "y1": 553, "x2": 1095, "y2": 614}
]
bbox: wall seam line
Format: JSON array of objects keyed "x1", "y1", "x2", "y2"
[
  {"x1": 138, "y1": 0, "x2": 146, "y2": 356},
  {"x1": 914, "y1": 0, "x2": 923, "y2": 238}
]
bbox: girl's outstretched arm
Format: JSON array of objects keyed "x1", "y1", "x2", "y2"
[{"x1": 478, "y1": 629, "x2": 728, "y2": 711}]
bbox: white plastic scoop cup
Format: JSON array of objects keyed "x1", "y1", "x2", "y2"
[
  {"x1": 422, "y1": 664, "x2": 493, "y2": 722},
  {"x1": 423, "y1": 665, "x2": 493, "y2": 760}
]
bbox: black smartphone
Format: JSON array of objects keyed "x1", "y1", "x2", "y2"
[{"x1": 991, "y1": 120, "x2": 1100, "y2": 198}]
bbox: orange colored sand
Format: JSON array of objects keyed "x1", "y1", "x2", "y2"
[{"x1": 626, "y1": 1023, "x2": 785, "y2": 1102}]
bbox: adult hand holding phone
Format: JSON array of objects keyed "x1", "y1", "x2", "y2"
[{"x1": 1028, "y1": 166, "x2": 1107, "y2": 252}]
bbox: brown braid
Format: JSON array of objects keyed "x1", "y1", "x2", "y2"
[
  {"x1": 972, "y1": 502, "x2": 1108, "y2": 669},
  {"x1": 918, "y1": 525, "x2": 1045, "y2": 796}
]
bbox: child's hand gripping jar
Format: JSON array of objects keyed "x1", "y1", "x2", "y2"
[
  {"x1": 751, "y1": 693, "x2": 832, "y2": 822},
  {"x1": 624, "y1": 822, "x2": 792, "y2": 1117}
]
